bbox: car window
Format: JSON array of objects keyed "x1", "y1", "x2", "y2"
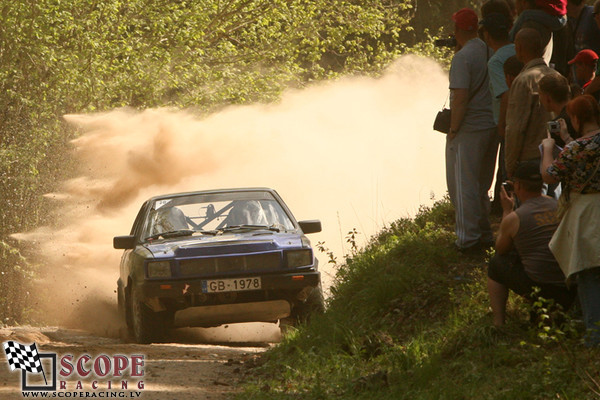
[
  {"x1": 143, "y1": 192, "x2": 295, "y2": 238},
  {"x1": 149, "y1": 206, "x2": 189, "y2": 235}
]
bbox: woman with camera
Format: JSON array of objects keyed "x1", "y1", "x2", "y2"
[{"x1": 541, "y1": 94, "x2": 600, "y2": 347}]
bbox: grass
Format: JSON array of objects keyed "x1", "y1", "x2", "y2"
[{"x1": 237, "y1": 197, "x2": 600, "y2": 399}]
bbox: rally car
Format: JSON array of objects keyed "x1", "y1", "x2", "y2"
[{"x1": 113, "y1": 188, "x2": 324, "y2": 343}]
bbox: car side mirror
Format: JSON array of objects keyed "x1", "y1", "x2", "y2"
[
  {"x1": 298, "y1": 220, "x2": 321, "y2": 234},
  {"x1": 114, "y1": 235, "x2": 136, "y2": 249}
]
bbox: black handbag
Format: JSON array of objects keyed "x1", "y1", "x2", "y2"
[{"x1": 433, "y1": 107, "x2": 451, "y2": 134}]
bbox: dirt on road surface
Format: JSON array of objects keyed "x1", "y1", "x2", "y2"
[{"x1": 0, "y1": 324, "x2": 280, "y2": 399}]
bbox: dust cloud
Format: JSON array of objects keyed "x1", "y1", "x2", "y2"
[{"x1": 13, "y1": 55, "x2": 449, "y2": 340}]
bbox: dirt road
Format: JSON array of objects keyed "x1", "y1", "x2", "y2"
[{"x1": 0, "y1": 324, "x2": 280, "y2": 399}]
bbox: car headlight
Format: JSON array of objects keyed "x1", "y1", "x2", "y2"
[
  {"x1": 286, "y1": 250, "x2": 313, "y2": 268},
  {"x1": 147, "y1": 261, "x2": 172, "y2": 278}
]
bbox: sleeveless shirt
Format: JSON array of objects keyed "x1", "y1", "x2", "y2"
[{"x1": 514, "y1": 196, "x2": 565, "y2": 284}]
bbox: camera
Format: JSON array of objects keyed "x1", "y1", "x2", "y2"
[
  {"x1": 547, "y1": 120, "x2": 561, "y2": 135},
  {"x1": 502, "y1": 181, "x2": 513, "y2": 194},
  {"x1": 434, "y1": 37, "x2": 457, "y2": 48}
]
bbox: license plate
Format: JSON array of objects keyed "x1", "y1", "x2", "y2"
[{"x1": 202, "y1": 277, "x2": 262, "y2": 293}]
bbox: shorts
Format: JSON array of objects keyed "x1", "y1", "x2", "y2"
[{"x1": 488, "y1": 252, "x2": 576, "y2": 310}]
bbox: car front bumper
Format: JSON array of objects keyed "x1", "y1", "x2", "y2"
[
  {"x1": 135, "y1": 270, "x2": 320, "y2": 327},
  {"x1": 138, "y1": 270, "x2": 320, "y2": 299}
]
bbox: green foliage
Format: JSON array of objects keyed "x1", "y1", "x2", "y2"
[
  {"x1": 240, "y1": 199, "x2": 600, "y2": 399},
  {"x1": 0, "y1": 241, "x2": 35, "y2": 324}
]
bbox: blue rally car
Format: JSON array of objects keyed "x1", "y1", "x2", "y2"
[{"x1": 113, "y1": 188, "x2": 324, "y2": 343}]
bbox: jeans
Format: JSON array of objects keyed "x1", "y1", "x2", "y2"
[{"x1": 577, "y1": 267, "x2": 600, "y2": 347}]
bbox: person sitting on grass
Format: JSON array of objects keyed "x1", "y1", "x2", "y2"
[{"x1": 487, "y1": 161, "x2": 575, "y2": 327}]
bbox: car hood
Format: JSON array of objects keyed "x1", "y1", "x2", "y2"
[{"x1": 142, "y1": 231, "x2": 305, "y2": 258}]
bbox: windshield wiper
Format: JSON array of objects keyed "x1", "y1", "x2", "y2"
[
  {"x1": 196, "y1": 229, "x2": 219, "y2": 236},
  {"x1": 145, "y1": 229, "x2": 220, "y2": 241},
  {"x1": 219, "y1": 224, "x2": 281, "y2": 233},
  {"x1": 145, "y1": 229, "x2": 196, "y2": 241}
]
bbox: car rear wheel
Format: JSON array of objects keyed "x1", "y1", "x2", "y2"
[{"x1": 130, "y1": 286, "x2": 167, "y2": 344}]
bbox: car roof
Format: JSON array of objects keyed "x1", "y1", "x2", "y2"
[{"x1": 145, "y1": 187, "x2": 278, "y2": 203}]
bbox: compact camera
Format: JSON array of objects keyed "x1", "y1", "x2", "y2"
[
  {"x1": 547, "y1": 120, "x2": 561, "y2": 135},
  {"x1": 502, "y1": 181, "x2": 514, "y2": 194},
  {"x1": 434, "y1": 37, "x2": 457, "y2": 48}
]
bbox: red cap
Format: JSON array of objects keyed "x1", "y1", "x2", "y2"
[
  {"x1": 535, "y1": 0, "x2": 567, "y2": 17},
  {"x1": 452, "y1": 8, "x2": 478, "y2": 32},
  {"x1": 569, "y1": 49, "x2": 599, "y2": 65}
]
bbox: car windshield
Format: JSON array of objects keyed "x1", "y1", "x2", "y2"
[{"x1": 143, "y1": 191, "x2": 295, "y2": 240}]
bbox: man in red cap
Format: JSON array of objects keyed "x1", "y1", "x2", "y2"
[
  {"x1": 446, "y1": 7, "x2": 498, "y2": 253},
  {"x1": 570, "y1": 48, "x2": 599, "y2": 92},
  {"x1": 581, "y1": 0, "x2": 600, "y2": 98}
]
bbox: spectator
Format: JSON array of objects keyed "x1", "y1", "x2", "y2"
[
  {"x1": 567, "y1": 0, "x2": 600, "y2": 55},
  {"x1": 504, "y1": 0, "x2": 519, "y2": 19},
  {"x1": 538, "y1": 73, "x2": 578, "y2": 147},
  {"x1": 571, "y1": 82, "x2": 585, "y2": 96},
  {"x1": 542, "y1": 94, "x2": 600, "y2": 346},
  {"x1": 481, "y1": 10, "x2": 515, "y2": 130},
  {"x1": 582, "y1": 0, "x2": 600, "y2": 96},
  {"x1": 502, "y1": 56, "x2": 525, "y2": 196},
  {"x1": 446, "y1": 8, "x2": 498, "y2": 252},
  {"x1": 538, "y1": 73, "x2": 576, "y2": 199},
  {"x1": 480, "y1": 5, "x2": 516, "y2": 215},
  {"x1": 503, "y1": 55, "x2": 525, "y2": 86},
  {"x1": 496, "y1": 56, "x2": 525, "y2": 211},
  {"x1": 481, "y1": 0, "x2": 514, "y2": 26},
  {"x1": 510, "y1": 0, "x2": 569, "y2": 76},
  {"x1": 505, "y1": 28, "x2": 561, "y2": 178},
  {"x1": 569, "y1": 49, "x2": 599, "y2": 94},
  {"x1": 487, "y1": 161, "x2": 574, "y2": 327}
]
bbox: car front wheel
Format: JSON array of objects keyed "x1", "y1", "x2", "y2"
[
  {"x1": 129, "y1": 285, "x2": 167, "y2": 344},
  {"x1": 291, "y1": 284, "x2": 325, "y2": 322},
  {"x1": 281, "y1": 285, "x2": 325, "y2": 332}
]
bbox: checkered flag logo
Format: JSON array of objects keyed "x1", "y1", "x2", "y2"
[{"x1": 3, "y1": 341, "x2": 44, "y2": 374}]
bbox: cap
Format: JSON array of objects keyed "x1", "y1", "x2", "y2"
[
  {"x1": 479, "y1": 12, "x2": 511, "y2": 31},
  {"x1": 535, "y1": 0, "x2": 566, "y2": 17},
  {"x1": 452, "y1": 8, "x2": 478, "y2": 32},
  {"x1": 568, "y1": 49, "x2": 599, "y2": 65},
  {"x1": 513, "y1": 161, "x2": 542, "y2": 182}
]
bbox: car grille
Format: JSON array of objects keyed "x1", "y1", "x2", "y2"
[{"x1": 179, "y1": 252, "x2": 281, "y2": 276}]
